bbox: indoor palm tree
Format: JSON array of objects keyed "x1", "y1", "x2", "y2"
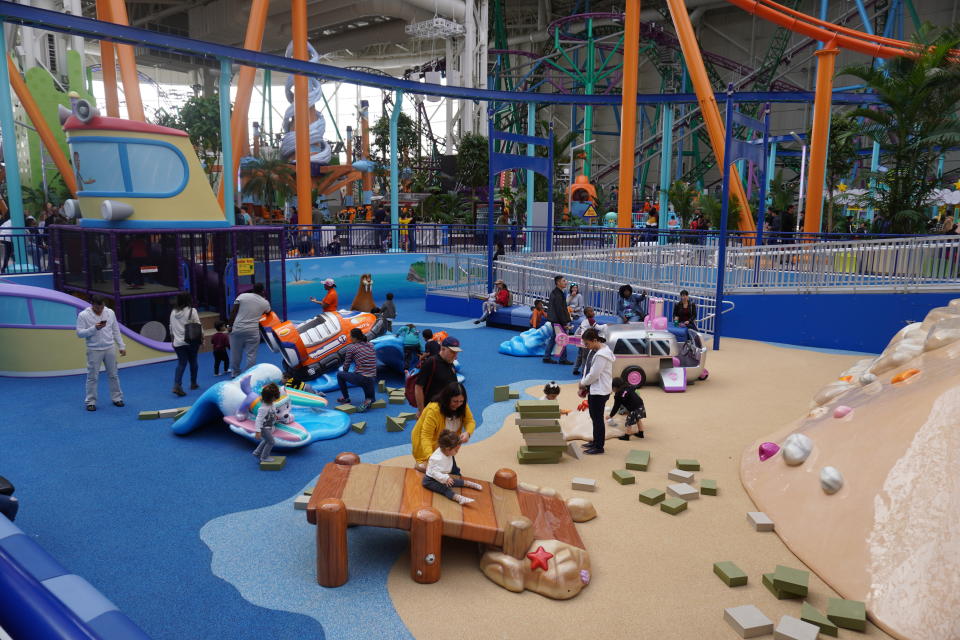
[{"x1": 240, "y1": 150, "x2": 296, "y2": 208}]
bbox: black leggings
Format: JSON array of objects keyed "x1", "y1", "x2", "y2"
[{"x1": 588, "y1": 393, "x2": 610, "y2": 449}]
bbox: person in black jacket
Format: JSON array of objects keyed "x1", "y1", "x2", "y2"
[
  {"x1": 608, "y1": 377, "x2": 646, "y2": 440},
  {"x1": 543, "y1": 274, "x2": 573, "y2": 365}
]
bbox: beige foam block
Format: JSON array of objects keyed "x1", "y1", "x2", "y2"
[
  {"x1": 667, "y1": 483, "x2": 699, "y2": 501},
  {"x1": 748, "y1": 511, "x2": 775, "y2": 532},
  {"x1": 724, "y1": 605, "x2": 774, "y2": 638},
  {"x1": 667, "y1": 468, "x2": 695, "y2": 483}
]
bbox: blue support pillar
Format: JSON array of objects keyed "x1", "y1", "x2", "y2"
[
  {"x1": 525, "y1": 102, "x2": 535, "y2": 252},
  {"x1": 756, "y1": 103, "x2": 771, "y2": 245},
  {"x1": 765, "y1": 142, "x2": 777, "y2": 199},
  {"x1": 546, "y1": 124, "x2": 554, "y2": 252},
  {"x1": 389, "y1": 90, "x2": 404, "y2": 251},
  {"x1": 0, "y1": 25, "x2": 26, "y2": 233},
  {"x1": 658, "y1": 101, "x2": 673, "y2": 244},
  {"x1": 714, "y1": 85, "x2": 735, "y2": 351},
  {"x1": 487, "y1": 109, "x2": 496, "y2": 292},
  {"x1": 219, "y1": 58, "x2": 236, "y2": 225}
]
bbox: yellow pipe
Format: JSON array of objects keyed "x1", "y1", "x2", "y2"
[
  {"x1": 665, "y1": 0, "x2": 755, "y2": 232},
  {"x1": 218, "y1": 0, "x2": 271, "y2": 209},
  {"x1": 616, "y1": 0, "x2": 641, "y2": 243},
  {"x1": 96, "y1": 1, "x2": 120, "y2": 118},
  {"x1": 804, "y1": 45, "x2": 839, "y2": 234},
  {"x1": 7, "y1": 55, "x2": 78, "y2": 197},
  {"x1": 104, "y1": 0, "x2": 145, "y2": 121},
  {"x1": 292, "y1": 0, "x2": 312, "y2": 226}
]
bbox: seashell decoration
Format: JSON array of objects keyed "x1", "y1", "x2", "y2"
[
  {"x1": 833, "y1": 405, "x2": 853, "y2": 419},
  {"x1": 758, "y1": 442, "x2": 780, "y2": 461}
]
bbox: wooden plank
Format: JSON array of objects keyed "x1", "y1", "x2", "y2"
[
  {"x1": 431, "y1": 486, "x2": 464, "y2": 539},
  {"x1": 366, "y1": 465, "x2": 406, "y2": 529},
  {"x1": 339, "y1": 463, "x2": 380, "y2": 526},
  {"x1": 458, "y1": 477, "x2": 498, "y2": 545},
  {"x1": 399, "y1": 468, "x2": 435, "y2": 530},
  {"x1": 489, "y1": 483, "x2": 523, "y2": 548},
  {"x1": 306, "y1": 463, "x2": 352, "y2": 525},
  {"x1": 540, "y1": 493, "x2": 585, "y2": 549}
]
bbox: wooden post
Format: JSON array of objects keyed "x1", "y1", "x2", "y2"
[
  {"x1": 493, "y1": 468, "x2": 518, "y2": 490},
  {"x1": 502, "y1": 516, "x2": 534, "y2": 559},
  {"x1": 335, "y1": 452, "x2": 360, "y2": 466},
  {"x1": 410, "y1": 507, "x2": 442, "y2": 584},
  {"x1": 316, "y1": 498, "x2": 348, "y2": 587}
]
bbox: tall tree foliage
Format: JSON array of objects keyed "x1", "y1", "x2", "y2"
[
  {"x1": 841, "y1": 25, "x2": 960, "y2": 232},
  {"x1": 240, "y1": 149, "x2": 296, "y2": 208}
]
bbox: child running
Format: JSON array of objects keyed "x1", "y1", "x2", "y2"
[
  {"x1": 252, "y1": 383, "x2": 282, "y2": 463},
  {"x1": 608, "y1": 376, "x2": 646, "y2": 440},
  {"x1": 422, "y1": 430, "x2": 481, "y2": 505},
  {"x1": 212, "y1": 321, "x2": 230, "y2": 376}
]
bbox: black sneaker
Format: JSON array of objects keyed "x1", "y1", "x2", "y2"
[
  {"x1": 558, "y1": 359, "x2": 574, "y2": 365},
  {"x1": 571, "y1": 369, "x2": 581, "y2": 376},
  {"x1": 617, "y1": 435, "x2": 630, "y2": 441},
  {"x1": 113, "y1": 400, "x2": 125, "y2": 407},
  {"x1": 583, "y1": 447, "x2": 605, "y2": 455},
  {"x1": 580, "y1": 442, "x2": 596, "y2": 449},
  {"x1": 86, "y1": 404, "x2": 96, "y2": 411},
  {"x1": 635, "y1": 431, "x2": 645, "y2": 438},
  {"x1": 542, "y1": 357, "x2": 553, "y2": 364}
]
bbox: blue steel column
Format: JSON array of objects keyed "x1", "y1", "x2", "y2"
[
  {"x1": 219, "y1": 59, "x2": 236, "y2": 225},
  {"x1": 389, "y1": 90, "x2": 404, "y2": 252},
  {"x1": 0, "y1": 24, "x2": 25, "y2": 240},
  {"x1": 525, "y1": 102, "x2": 535, "y2": 252},
  {"x1": 714, "y1": 85, "x2": 735, "y2": 351},
  {"x1": 487, "y1": 109, "x2": 495, "y2": 292},
  {"x1": 546, "y1": 124, "x2": 554, "y2": 252},
  {"x1": 756, "y1": 103, "x2": 771, "y2": 245}
]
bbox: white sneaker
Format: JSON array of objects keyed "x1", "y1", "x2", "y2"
[{"x1": 454, "y1": 494, "x2": 475, "y2": 505}]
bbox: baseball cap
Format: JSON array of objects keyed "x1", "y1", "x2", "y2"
[
  {"x1": 441, "y1": 336, "x2": 462, "y2": 352},
  {"x1": 323, "y1": 278, "x2": 335, "y2": 287}
]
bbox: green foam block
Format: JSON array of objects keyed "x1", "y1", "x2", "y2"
[
  {"x1": 772, "y1": 564, "x2": 809, "y2": 597},
  {"x1": 762, "y1": 573, "x2": 800, "y2": 600},
  {"x1": 638, "y1": 488, "x2": 665, "y2": 505},
  {"x1": 370, "y1": 399, "x2": 387, "y2": 409},
  {"x1": 801, "y1": 602, "x2": 839, "y2": 637},
  {"x1": 713, "y1": 561, "x2": 748, "y2": 587},
  {"x1": 660, "y1": 497, "x2": 687, "y2": 515},
  {"x1": 676, "y1": 458, "x2": 701, "y2": 471},
  {"x1": 336, "y1": 404, "x2": 357, "y2": 414},
  {"x1": 517, "y1": 450, "x2": 562, "y2": 464},
  {"x1": 397, "y1": 412, "x2": 417, "y2": 420},
  {"x1": 377, "y1": 380, "x2": 387, "y2": 393},
  {"x1": 388, "y1": 396, "x2": 406, "y2": 405},
  {"x1": 612, "y1": 469, "x2": 635, "y2": 485},
  {"x1": 518, "y1": 424, "x2": 562, "y2": 433},
  {"x1": 351, "y1": 421, "x2": 366, "y2": 433},
  {"x1": 386, "y1": 416, "x2": 406, "y2": 432},
  {"x1": 493, "y1": 385, "x2": 511, "y2": 402},
  {"x1": 508, "y1": 391, "x2": 520, "y2": 399},
  {"x1": 700, "y1": 479, "x2": 718, "y2": 495},
  {"x1": 625, "y1": 449, "x2": 650, "y2": 471},
  {"x1": 138, "y1": 411, "x2": 160, "y2": 420},
  {"x1": 259, "y1": 456, "x2": 286, "y2": 471},
  {"x1": 826, "y1": 598, "x2": 866, "y2": 632}
]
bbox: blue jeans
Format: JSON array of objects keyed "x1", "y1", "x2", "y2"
[
  {"x1": 336, "y1": 371, "x2": 376, "y2": 403},
  {"x1": 229, "y1": 329, "x2": 261, "y2": 377},
  {"x1": 174, "y1": 343, "x2": 199, "y2": 387},
  {"x1": 253, "y1": 425, "x2": 275, "y2": 461}
]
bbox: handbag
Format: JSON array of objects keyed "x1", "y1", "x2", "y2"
[{"x1": 184, "y1": 308, "x2": 203, "y2": 345}]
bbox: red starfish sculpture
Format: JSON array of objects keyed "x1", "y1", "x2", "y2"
[{"x1": 526, "y1": 545, "x2": 554, "y2": 571}]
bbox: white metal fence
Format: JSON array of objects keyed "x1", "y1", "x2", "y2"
[{"x1": 488, "y1": 234, "x2": 960, "y2": 294}]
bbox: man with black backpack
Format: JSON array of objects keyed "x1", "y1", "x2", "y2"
[{"x1": 413, "y1": 337, "x2": 461, "y2": 416}]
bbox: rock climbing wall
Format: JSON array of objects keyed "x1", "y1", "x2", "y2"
[{"x1": 741, "y1": 299, "x2": 960, "y2": 640}]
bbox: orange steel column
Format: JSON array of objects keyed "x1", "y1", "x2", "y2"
[
  {"x1": 360, "y1": 102, "x2": 372, "y2": 200},
  {"x1": 804, "y1": 44, "x2": 839, "y2": 234},
  {"x1": 616, "y1": 0, "x2": 641, "y2": 241},
  {"x1": 218, "y1": 0, "x2": 271, "y2": 207},
  {"x1": 7, "y1": 55, "x2": 78, "y2": 197},
  {"x1": 96, "y1": 1, "x2": 120, "y2": 118},
  {"x1": 105, "y1": 0, "x2": 145, "y2": 121},
  {"x1": 292, "y1": 0, "x2": 312, "y2": 226},
  {"x1": 665, "y1": 0, "x2": 754, "y2": 232}
]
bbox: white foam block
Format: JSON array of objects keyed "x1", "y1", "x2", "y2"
[
  {"x1": 724, "y1": 605, "x2": 774, "y2": 638},
  {"x1": 571, "y1": 477, "x2": 597, "y2": 492},
  {"x1": 774, "y1": 615, "x2": 820, "y2": 640},
  {"x1": 747, "y1": 511, "x2": 775, "y2": 532},
  {"x1": 565, "y1": 442, "x2": 584, "y2": 460},
  {"x1": 667, "y1": 468, "x2": 695, "y2": 483},
  {"x1": 667, "y1": 483, "x2": 699, "y2": 500},
  {"x1": 294, "y1": 494, "x2": 310, "y2": 510}
]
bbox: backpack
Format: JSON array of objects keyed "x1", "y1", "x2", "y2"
[
  {"x1": 677, "y1": 336, "x2": 700, "y2": 367},
  {"x1": 404, "y1": 356, "x2": 438, "y2": 407}
]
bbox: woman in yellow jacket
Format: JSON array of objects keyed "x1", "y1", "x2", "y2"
[{"x1": 411, "y1": 382, "x2": 476, "y2": 472}]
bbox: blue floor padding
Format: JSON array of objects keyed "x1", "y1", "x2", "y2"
[{"x1": 1, "y1": 296, "x2": 573, "y2": 639}]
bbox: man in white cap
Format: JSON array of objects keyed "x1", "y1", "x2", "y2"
[{"x1": 310, "y1": 278, "x2": 338, "y2": 312}]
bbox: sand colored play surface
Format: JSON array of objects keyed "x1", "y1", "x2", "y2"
[{"x1": 383, "y1": 338, "x2": 894, "y2": 639}]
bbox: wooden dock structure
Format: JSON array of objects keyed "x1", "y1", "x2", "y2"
[{"x1": 306, "y1": 452, "x2": 584, "y2": 587}]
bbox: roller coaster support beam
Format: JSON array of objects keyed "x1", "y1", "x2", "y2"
[
  {"x1": 804, "y1": 42, "x2": 838, "y2": 234},
  {"x1": 666, "y1": 0, "x2": 754, "y2": 232},
  {"x1": 218, "y1": 0, "x2": 270, "y2": 210},
  {"x1": 616, "y1": 0, "x2": 641, "y2": 239},
  {"x1": 292, "y1": 0, "x2": 312, "y2": 226},
  {"x1": 104, "y1": 0, "x2": 144, "y2": 121}
]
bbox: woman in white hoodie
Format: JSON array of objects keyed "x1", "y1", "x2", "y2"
[
  {"x1": 578, "y1": 327, "x2": 614, "y2": 454},
  {"x1": 170, "y1": 292, "x2": 201, "y2": 396}
]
